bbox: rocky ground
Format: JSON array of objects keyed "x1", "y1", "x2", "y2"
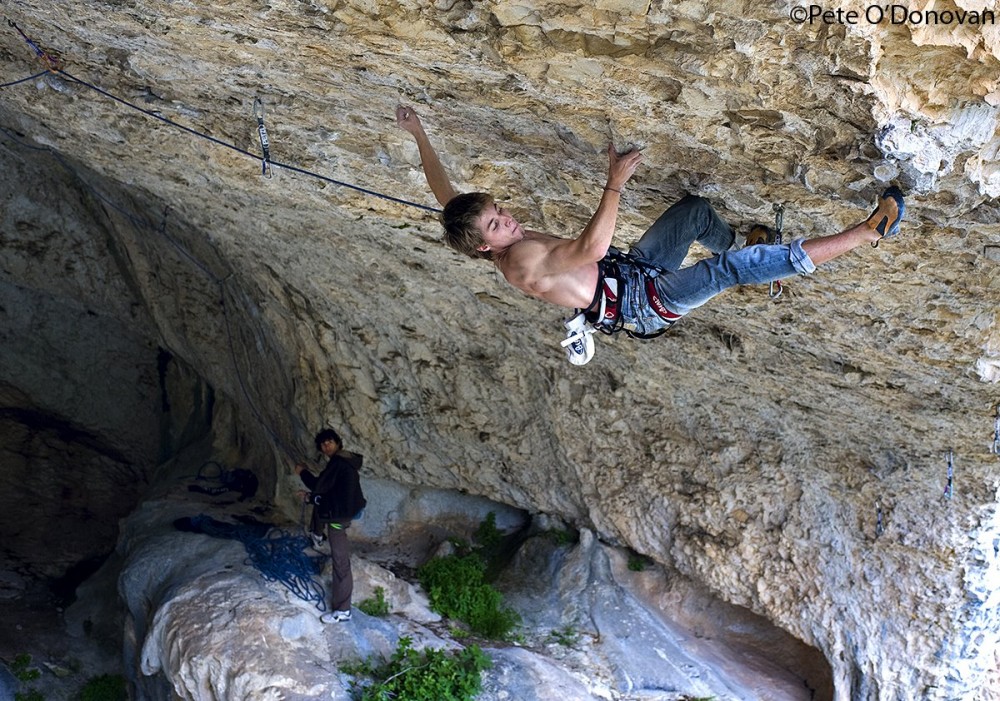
[
  {"x1": 2, "y1": 478, "x2": 831, "y2": 701},
  {"x1": 0, "y1": 588, "x2": 121, "y2": 701}
]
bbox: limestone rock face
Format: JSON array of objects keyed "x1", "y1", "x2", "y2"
[{"x1": 2, "y1": 1, "x2": 1000, "y2": 699}]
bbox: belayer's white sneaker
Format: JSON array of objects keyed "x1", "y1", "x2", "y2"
[
  {"x1": 320, "y1": 609, "x2": 352, "y2": 623},
  {"x1": 561, "y1": 313, "x2": 596, "y2": 366}
]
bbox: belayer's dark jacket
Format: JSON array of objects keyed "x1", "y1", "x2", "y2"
[{"x1": 299, "y1": 452, "x2": 366, "y2": 528}]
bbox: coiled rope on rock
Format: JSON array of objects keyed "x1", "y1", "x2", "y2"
[{"x1": 175, "y1": 515, "x2": 328, "y2": 611}]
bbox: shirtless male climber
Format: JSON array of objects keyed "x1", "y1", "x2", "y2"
[{"x1": 395, "y1": 105, "x2": 905, "y2": 365}]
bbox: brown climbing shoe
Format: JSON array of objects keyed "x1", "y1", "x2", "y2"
[
  {"x1": 866, "y1": 186, "x2": 905, "y2": 245},
  {"x1": 745, "y1": 224, "x2": 772, "y2": 246}
]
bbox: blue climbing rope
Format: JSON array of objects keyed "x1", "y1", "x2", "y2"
[
  {"x1": 179, "y1": 515, "x2": 328, "y2": 611},
  {"x1": 243, "y1": 529, "x2": 328, "y2": 611},
  {"x1": 0, "y1": 69, "x2": 49, "y2": 89}
]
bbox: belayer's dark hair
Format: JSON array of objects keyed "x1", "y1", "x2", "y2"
[{"x1": 314, "y1": 428, "x2": 342, "y2": 451}]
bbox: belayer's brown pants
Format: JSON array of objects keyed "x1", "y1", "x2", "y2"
[{"x1": 326, "y1": 522, "x2": 353, "y2": 612}]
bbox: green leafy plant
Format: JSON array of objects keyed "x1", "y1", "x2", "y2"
[
  {"x1": 418, "y1": 553, "x2": 520, "y2": 639},
  {"x1": 357, "y1": 586, "x2": 390, "y2": 617},
  {"x1": 473, "y1": 512, "x2": 503, "y2": 550},
  {"x1": 544, "y1": 528, "x2": 578, "y2": 546},
  {"x1": 11, "y1": 653, "x2": 43, "y2": 701},
  {"x1": 547, "y1": 625, "x2": 579, "y2": 647},
  {"x1": 341, "y1": 635, "x2": 491, "y2": 701},
  {"x1": 11, "y1": 654, "x2": 40, "y2": 683},
  {"x1": 627, "y1": 554, "x2": 650, "y2": 572},
  {"x1": 81, "y1": 673, "x2": 127, "y2": 701}
]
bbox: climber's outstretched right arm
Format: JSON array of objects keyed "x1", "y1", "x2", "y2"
[{"x1": 395, "y1": 105, "x2": 459, "y2": 207}]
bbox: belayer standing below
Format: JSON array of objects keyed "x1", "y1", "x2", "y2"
[
  {"x1": 395, "y1": 105, "x2": 905, "y2": 364},
  {"x1": 294, "y1": 428, "x2": 366, "y2": 623}
]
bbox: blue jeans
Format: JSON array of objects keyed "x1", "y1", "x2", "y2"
[{"x1": 629, "y1": 195, "x2": 816, "y2": 315}]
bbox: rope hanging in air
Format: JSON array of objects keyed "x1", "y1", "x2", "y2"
[{"x1": 2, "y1": 19, "x2": 442, "y2": 213}]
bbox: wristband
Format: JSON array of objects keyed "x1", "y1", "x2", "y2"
[{"x1": 603, "y1": 186, "x2": 621, "y2": 193}]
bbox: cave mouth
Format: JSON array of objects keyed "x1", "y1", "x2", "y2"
[
  {"x1": 0, "y1": 410, "x2": 146, "y2": 697},
  {"x1": 723, "y1": 599, "x2": 834, "y2": 700},
  {"x1": 0, "y1": 338, "x2": 220, "y2": 698},
  {"x1": 0, "y1": 411, "x2": 145, "y2": 596},
  {"x1": 658, "y1": 575, "x2": 835, "y2": 701}
]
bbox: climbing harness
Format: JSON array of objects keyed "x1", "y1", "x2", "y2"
[
  {"x1": 943, "y1": 449, "x2": 954, "y2": 500},
  {"x1": 587, "y1": 248, "x2": 680, "y2": 338},
  {"x1": 559, "y1": 247, "x2": 683, "y2": 364},
  {"x1": 769, "y1": 203, "x2": 784, "y2": 299},
  {"x1": 253, "y1": 97, "x2": 272, "y2": 178},
  {"x1": 992, "y1": 405, "x2": 1000, "y2": 456}
]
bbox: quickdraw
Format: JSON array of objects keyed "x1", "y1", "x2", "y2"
[
  {"x1": 253, "y1": 97, "x2": 272, "y2": 178},
  {"x1": 875, "y1": 498, "x2": 884, "y2": 537},
  {"x1": 7, "y1": 19, "x2": 61, "y2": 71},
  {"x1": 769, "y1": 203, "x2": 784, "y2": 299},
  {"x1": 992, "y1": 405, "x2": 1000, "y2": 456},
  {"x1": 943, "y1": 449, "x2": 954, "y2": 500}
]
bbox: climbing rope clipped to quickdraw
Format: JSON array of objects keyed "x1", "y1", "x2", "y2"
[
  {"x1": 2, "y1": 19, "x2": 442, "y2": 213},
  {"x1": 6, "y1": 18, "x2": 60, "y2": 72},
  {"x1": 253, "y1": 97, "x2": 272, "y2": 178}
]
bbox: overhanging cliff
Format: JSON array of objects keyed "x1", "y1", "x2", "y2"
[{"x1": 1, "y1": 1, "x2": 999, "y2": 698}]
